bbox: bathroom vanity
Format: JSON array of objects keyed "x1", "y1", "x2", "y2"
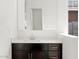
[{"x1": 12, "y1": 43, "x2": 62, "y2": 59}]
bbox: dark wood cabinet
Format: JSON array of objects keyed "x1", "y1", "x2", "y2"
[
  {"x1": 12, "y1": 43, "x2": 62, "y2": 59},
  {"x1": 48, "y1": 44, "x2": 62, "y2": 59}
]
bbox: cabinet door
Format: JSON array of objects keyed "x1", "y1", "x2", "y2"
[
  {"x1": 31, "y1": 51, "x2": 43, "y2": 59},
  {"x1": 31, "y1": 44, "x2": 49, "y2": 59},
  {"x1": 12, "y1": 43, "x2": 30, "y2": 59}
]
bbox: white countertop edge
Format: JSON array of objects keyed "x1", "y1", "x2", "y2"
[
  {"x1": 12, "y1": 39, "x2": 62, "y2": 43},
  {"x1": 60, "y1": 33, "x2": 78, "y2": 39}
]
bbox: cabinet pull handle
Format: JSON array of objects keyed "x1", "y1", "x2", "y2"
[
  {"x1": 52, "y1": 47, "x2": 58, "y2": 49},
  {"x1": 28, "y1": 53, "x2": 32, "y2": 59},
  {"x1": 31, "y1": 53, "x2": 32, "y2": 59},
  {"x1": 28, "y1": 53, "x2": 30, "y2": 59},
  {"x1": 51, "y1": 56, "x2": 57, "y2": 58}
]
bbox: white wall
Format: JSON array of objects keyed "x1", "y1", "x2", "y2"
[
  {"x1": 57, "y1": 0, "x2": 68, "y2": 33},
  {"x1": 31, "y1": 0, "x2": 57, "y2": 30},
  {"x1": 0, "y1": 0, "x2": 17, "y2": 57},
  {"x1": 17, "y1": 30, "x2": 57, "y2": 40},
  {"x1": 18, "y1": 0, "x2": 57, "y2": 31},
  {"x1": 18, "y1": 0, "x2": 27, "y2": 31}
]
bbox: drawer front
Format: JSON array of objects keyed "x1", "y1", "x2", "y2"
[
  {"x1": 49, "y1": 56, "x2": 58, "y2": 59},
  {"x1": 49, "y1": 52, "x2": 61, "y2": 59},
  {"x1": 49, "y1": 44, "x2": 62, "y2": 51},
  {"x1": 49, "y1": 51, "x2": 61, "y2": 56}
]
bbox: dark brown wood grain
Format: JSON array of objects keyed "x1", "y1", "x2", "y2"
[{"x1": 12, "y1": 43, "x2": 62, "y2": 59}]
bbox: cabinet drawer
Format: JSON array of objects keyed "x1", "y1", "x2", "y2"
[
  {"x1": 49, "y1": 51, "x2": 60, "y2": 56},
  {"x1": 49, "y1": 44, "x2": 62, "y2": 51},
  {"x1": 49, "y1": 46, "x2": 58, "y2": 50},
  {"x1": 49, "y1": 56, "x2": 58, "y2": 59},
  {"x1": 49, "y1": 51, "x2": 62, "y2": 59}
]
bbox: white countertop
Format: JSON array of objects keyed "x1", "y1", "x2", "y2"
[
  {"x1": 12, "y1": 38, "x2": 62, "y2": 43},
  {"x1": 60, "y1": 33, "x2": 78, "y2": 39}
]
